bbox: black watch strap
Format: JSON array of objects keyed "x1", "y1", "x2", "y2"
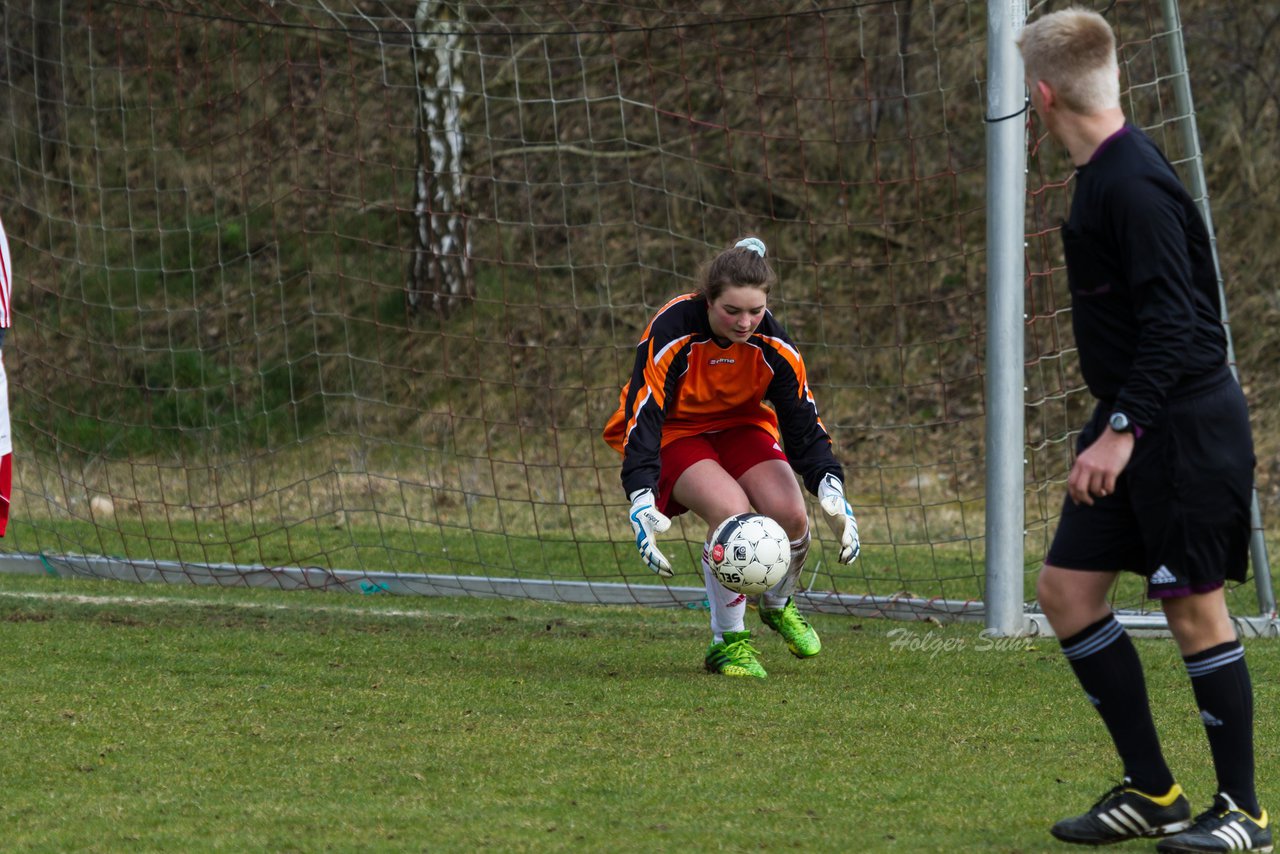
[{"x1": 1108, "y1": 411, "x2": 1142, "y2": 437}]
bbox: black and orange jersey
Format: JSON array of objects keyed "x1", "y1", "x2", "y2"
[{"x1": 603, "y1": 292, "x2": 843, "y2": 498}]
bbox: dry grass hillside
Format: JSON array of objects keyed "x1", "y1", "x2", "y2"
[{"x1": 0, "y1": 0, "x2": 1277, "y2": 541}]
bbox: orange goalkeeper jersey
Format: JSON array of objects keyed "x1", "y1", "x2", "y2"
[{"x1": 603, "y1": 293, "x2": 843, "y2": 498}]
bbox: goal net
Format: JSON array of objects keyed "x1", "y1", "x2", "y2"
[{"x1": 0, "y1": 0, "x2": 1269, "y2": 626}]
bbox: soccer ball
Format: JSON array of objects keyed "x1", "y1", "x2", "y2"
[{"x1": 708, "y1": 512, "x2": 791, "y2": 595}]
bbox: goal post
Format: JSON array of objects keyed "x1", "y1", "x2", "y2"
[
  {"x1": 0, "y1": 1, "x2": 1272, "y2": 635},
  {"x1": 1152, "y1": 0, "x2": 1275, "y2": 621},
  {"x1": 982, "y1": 0, "x2": 1029, "y2": 637}
]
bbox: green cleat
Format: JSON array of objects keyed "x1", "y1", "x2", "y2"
[
  {"x1": 704, "y1": 630, "x2": 767, "y2": 678},
  {"x1": 758, "y1": 598, "x2": 821, "y2": 658}
]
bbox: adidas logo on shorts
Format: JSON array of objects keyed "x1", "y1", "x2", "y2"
[{"x1": 1150, "y1": 565, "x2": 1178, "y2": 585}]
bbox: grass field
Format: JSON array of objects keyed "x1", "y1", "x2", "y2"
[{"x1": 0, "y1": 573, "x2": 1275, "y2": 853}]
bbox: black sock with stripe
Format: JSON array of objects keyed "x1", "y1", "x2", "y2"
[
  {"x1": 1185, "y1": 640, "x2": 1259, "y2": 816},
  {"x1": 1060, "y1": 614, "x2": 1175, "y2": 795}
]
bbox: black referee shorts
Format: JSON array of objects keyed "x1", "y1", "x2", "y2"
[{"x1": 1046, "y1": 369, "x2": 1255, "y2": 598}]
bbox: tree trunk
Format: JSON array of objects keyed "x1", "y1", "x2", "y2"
[
  {"x1": 407, "y1": 0, "x2": 472, "y2": 318},
  {"x1": 34, "y1": 0, "x2": 64, "y2": 174}
]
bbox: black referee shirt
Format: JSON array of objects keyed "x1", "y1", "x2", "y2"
[{"x1": 1062, "y1": 124, "x2": 1226, "y2": 428}]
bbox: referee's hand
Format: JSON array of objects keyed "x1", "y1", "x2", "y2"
[{"x1": 1068, "y1": 429, "x2": 1134, "y2": 505}]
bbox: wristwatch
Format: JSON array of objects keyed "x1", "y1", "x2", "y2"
[{"x1": 1108, "y1": 412, "x2": 1135, "y2": 434}]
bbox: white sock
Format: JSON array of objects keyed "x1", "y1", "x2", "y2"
[
  {"x1": 703, "y1": 543, "x2": 746, "y2": 642},
  {"x1": 761, "y1": 528, "x2": 810, "y2": 610}
]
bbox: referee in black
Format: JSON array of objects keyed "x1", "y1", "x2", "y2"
[{"x1": 1018, "y1": 9, "x2": 1269, "y2": 853}]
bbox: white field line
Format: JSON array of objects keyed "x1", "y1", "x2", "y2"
[{"x1": 0, "y1": 589, "x2": 448, "y2": 620}]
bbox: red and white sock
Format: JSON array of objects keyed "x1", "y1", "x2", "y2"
[{"x1": 703, "y1": 543, "x2": 746, "y2": 642}]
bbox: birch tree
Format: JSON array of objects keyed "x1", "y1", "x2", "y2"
[{"x1": 407, "y1": 0, "x2": 471, "y2": 317}]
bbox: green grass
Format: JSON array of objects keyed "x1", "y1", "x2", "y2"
[{"x1": 0, "y1": 573, "x2": 1275, "y2": 852}]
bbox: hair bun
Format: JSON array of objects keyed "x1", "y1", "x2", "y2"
[{"x1": 735, "y1": 237, "x2": 766, "y2": 258}]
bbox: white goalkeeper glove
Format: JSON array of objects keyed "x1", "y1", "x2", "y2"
[
  {"x1": 818, "y1": 473, "x2": 861, "y2": 564},
  {"x1": 628, "y1": 488, "x2": 673, "y2": 578}
]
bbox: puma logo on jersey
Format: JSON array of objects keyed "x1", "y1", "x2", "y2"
[{"x1": 708, "y1": 358, "x2": 736, "y2": 365}]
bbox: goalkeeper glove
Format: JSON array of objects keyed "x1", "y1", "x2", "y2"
[
  {"x1": 818, "y1": 473, "x2": 861, "y2": 564},
  {"x1": 628, "y1": 488, "x2": 673, "y2": 577}
]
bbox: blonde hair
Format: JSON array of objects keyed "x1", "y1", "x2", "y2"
[
  {"x1": 1017, "y1": 7, "x2": 1120, "y2": 114},
  {"x1": 698, "y1": 236, "x2": 776, "y2": 302}
]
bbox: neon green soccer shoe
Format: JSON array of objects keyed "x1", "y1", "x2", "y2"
[
  {"x1": 704, "y1": 630, "x2": 767, "y2": 678},
  {"x1": 758, "y1": 598, "x2": 821, "y2": 658}
]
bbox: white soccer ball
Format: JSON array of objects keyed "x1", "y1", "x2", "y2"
[{"x1": 708, "y1": 512, "x2": 791, "y2": 595}]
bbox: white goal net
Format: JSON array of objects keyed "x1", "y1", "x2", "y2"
[{"x1": 0, "y1": 1, "x2": 1270, "y2": 629}]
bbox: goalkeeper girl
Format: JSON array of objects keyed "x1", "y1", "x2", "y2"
[{"x1": 603, "y1": 236, "x2": 859, "y2": 678}]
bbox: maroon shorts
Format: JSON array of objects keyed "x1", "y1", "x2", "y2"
[
  {"x1": 0, "y1": 452, "x2": 9, "y2": 536},
  {"x1": 656, "y1": 425, "x2": 788, "y2": 517}
]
